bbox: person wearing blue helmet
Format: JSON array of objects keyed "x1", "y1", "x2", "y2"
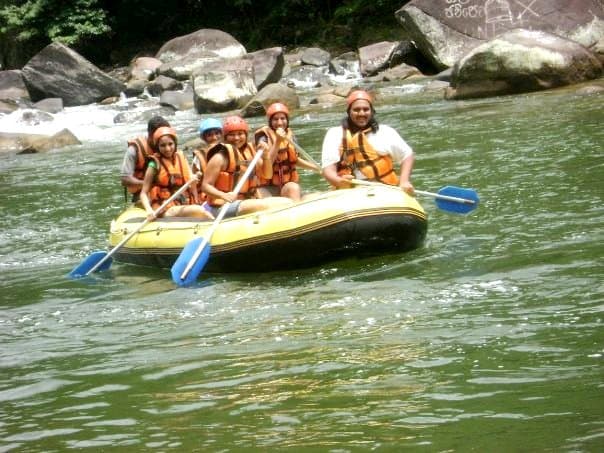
[{"x1": 192, "y1": 118, "x2": 223, "y2": 203}]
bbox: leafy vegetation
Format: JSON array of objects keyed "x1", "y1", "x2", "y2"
[{"x1": 0, "y1": 0, "x2": 410, "y2": 69}]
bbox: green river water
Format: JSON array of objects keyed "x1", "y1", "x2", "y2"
[{"x1": 1, "y1": 81, "x2": 603, "y2": 451}]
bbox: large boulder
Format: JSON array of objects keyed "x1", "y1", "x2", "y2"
[
  {"x1": 191, "y1": 59, "x2": 257, "y2": 113},
  {"x1": 21, "y1": 42, "x2": 125, "y2": 106},
  {"x1": 0, "y1": 70, "x2": 30, "y2": 102},
  {"x1": 243, "y1": 47, "x2": 285, "y2": 90},
  {"x1": 155, "y1": 29, "x2": 246, "y2": 63},
  {"x1": 396, "y1": 0, "x2": 604, "y2": 70},
  {"x1": 445, "y1": 29, "x2": 603, "y2": 100}
]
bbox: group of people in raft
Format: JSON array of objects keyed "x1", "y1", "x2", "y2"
[{"x1": 120, "y1": 89, "x2": 416, "y2": 222}]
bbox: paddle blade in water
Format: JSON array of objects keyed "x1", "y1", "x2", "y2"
[
  {"x1": 436, "y1": 186, "x2": 480, "y2": 214},
  {"x1": 170, "y1": 237, "x2": 212, "y2": 287},
  {"x1": 68, "y1": 251, "x2": 113, "y2": 278}
]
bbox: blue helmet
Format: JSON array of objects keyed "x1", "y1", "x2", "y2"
[{"x1": 199, "y1": 118, "x2": 222, "y2": 136}]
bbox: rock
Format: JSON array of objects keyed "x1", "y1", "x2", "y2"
[
  {"x1": 445, "y1": 29, "x2": 603, "y2": 100},
  {"x1": 239, "y1": 83, "x2": 299, "y2": 118},
  {"x1": 124, "y1": 78, "x2": 147, "y2": 97},
  {"x1": 113, "y1": 107, "x2": 175, "y2": 124},
  {"x1": 435, "y1": 68, "x2": 453, "y2": 82},
  {"x1": 244, "y1": 47, "x2": 285, "y2": 90},
  {"x1": 284, "y1": 48, "x2": 307, "y2": 68},
  {"x1": 592, "y1": 37, "x2": 604, "y2": 63},
  {"x1": 359, "y1": 41, "x2": 402, "y2": 76},
  {"x1": 130, "y1": 56, "x2": 162, "y2": 81},
  {"x1": 108, "y1": 66, "x2": 131, "y2": 83},
  {"x1": 33, "y1": 98, "x2": 63, "y2": 113},
  {"x1": 396, "y1": 0, "x2": 604, "y2": 70},
  {"x1": 191, "y1": 58, "x2": 257, "y2": 113},
  {"x1": 156, "y1": 28, "x2": 246, "y2": 63},
  {"x1": 0, "y1": 99, "x2": 21, "y2": 114},
  {"x1": 301, "y1": 47, "x2": 331, "y2": 67},
  {"x1": 423, "y1": 79, "x2": 450, "y2": 92},
  {"x1": 308, "y1": 93, "x2": 346, "y2": 105},
  {"x1": 156, "y1": 51, "x2": 220, "y2": 80},
  {"x1": 0, "y1": 70, "x2": 30, "y2": 102},
  {"x1": 147, "y1": 75, "x2": 183, "y2": 97},
  {"x1": 366, "y1": 63, "x2": 422, "y2": 82},
  {"x1": 100, "y1": 96, "x2": 121, "y2": 105},
  {"x1": 329, "y1": 52, "x2": 360, "y2": 77},
  {"x1": 16, "y1": 109, "x2": 54, "y2": 125},
  {"x1": 1, "y1": 128, "x2": 80, "y2": 154},
  {"x1": 21, "y1": 42, "x2": 125, "y2": 106},
  {"x1": 160, "y1": 87, "x2": 194, "y2": 111}
]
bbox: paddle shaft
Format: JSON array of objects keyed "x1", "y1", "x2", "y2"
[
  {"x1": 86, "y1": 178, "x2": 196, "y2": 275},
  {"x1": 178, "y1": 147, "x2": 266, "y2": 281},
  {"x1": 286, "y1": 138, "x2": 321, "y2": 171},
  {"x1": 414, "y1": 189, "x2": 476, "y2": 205},
  {"x1": 351, "y1": 179, "x2": 476, "y2": 205}
]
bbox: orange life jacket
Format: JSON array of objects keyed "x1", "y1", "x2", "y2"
[
  {"x1": 191, "y1": 147, "x2": 208, "y2": 203},
  {"x1": 126, "y1": 136, "x2": 155, "y2": 194},
  {"x1": 337, "y1": 126, "x2": 398, "y2": 185},
  {"x1": 205, "y1": 142, "x2": 258, "y2": 207},
  {"x1": 254, "y1": 126, "x2": 299, "y2": 188},
  {"x1": 148, "y1": 150, "x2": 192, "y2": 210}
]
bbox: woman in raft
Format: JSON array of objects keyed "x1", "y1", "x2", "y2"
[
  {"x1": 139, "y1": 127, "x2": 214, "y2": 221},
  {"x1": 253, "y1": 102, "x2": 320, "y2": 201}
]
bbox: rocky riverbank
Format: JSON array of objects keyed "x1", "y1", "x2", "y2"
[{"x1": 1, "y1": 0, "x2": 603, "y2": 155}]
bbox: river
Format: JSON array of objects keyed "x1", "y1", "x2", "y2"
[{"x1": 1, "y1": 80, "x2": 603, "y2": 451}]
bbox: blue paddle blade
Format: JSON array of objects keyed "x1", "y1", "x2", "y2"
[
  {"x1": 435, "y1": 186, "x2": 480, "y2": 214},
  {"x1": 68, "y1": 251, "x2": 113, "y2": 278},
  {"x1": 170, "y1": 237, "x2": 212, "y2": 287}
]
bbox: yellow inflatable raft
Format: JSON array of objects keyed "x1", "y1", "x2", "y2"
[{"x1": 109, "y1": 185, "x2": 428, "y2": 273}]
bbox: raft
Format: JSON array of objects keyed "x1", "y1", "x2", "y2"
[{"x1": 109, "y1": 185, "x2": 428, "y2": 273}]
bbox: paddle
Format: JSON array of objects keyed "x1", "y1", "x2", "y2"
[
  {"x1": 285, "y1": 136, "x2": 321, "y2": 170},
  {"x1": 171, "y1": 145, "x2": 266, "y2": 287},
  {"x1": 69, "y1": 178, "x2": 197, "y2": 279},
  {"x1": 351, "y1": 179, "x2": 479, "y2": 214}
]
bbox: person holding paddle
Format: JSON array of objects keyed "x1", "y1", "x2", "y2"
[
  {"x1": 120, "y1": 116, "x2": 170, "y2": 202},
  {"x1": 202, "y1": 115, "x2": 292, "y2": 219},
  {"x1": 321, "y1": 90, "x2": 415, "y2": 194},
  {"x1": 253, "y1": 102, "x2": 320, "y2": 201},
  {"x1": 140, "y1": 127, "x2": 213, "y2": 221}
]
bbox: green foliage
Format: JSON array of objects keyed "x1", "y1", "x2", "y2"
[{"x1": 0, "y1": 0, "x2": 110, "y2": 45}]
